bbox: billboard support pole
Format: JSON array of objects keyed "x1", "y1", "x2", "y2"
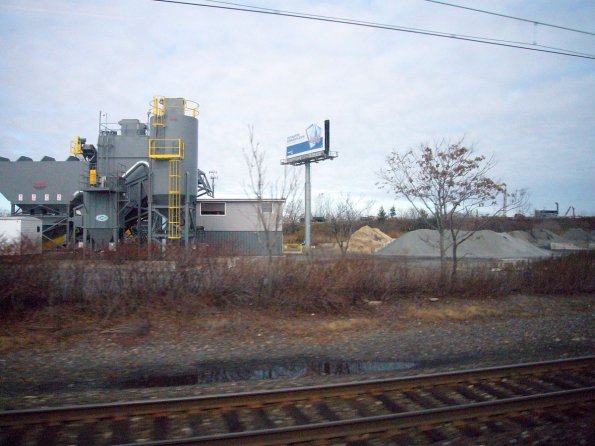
[
  {"x1": 281, "y1": 120, "x2": 337, "y2": 252},
  {"x1": 304, "y1": 160, "x2": 311, "y2": 249}
]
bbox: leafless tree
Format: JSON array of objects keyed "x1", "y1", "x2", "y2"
[
  {"x1": 378, "y1": 138, "x2": 527, "y2": 283},
  {"x1": 318, "y1": 194, "x2": 372, "y2": 255},
  {"x1": 243, "y1": 126, "x2": 298, "y2": 265},
  {"x1": 283, "y1": 194, "x2": 303, "y2": 234}
]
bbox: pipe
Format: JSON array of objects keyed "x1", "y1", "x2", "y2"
[{"x1": 122, "y1": 161, "x2": 149, "y2": 178}]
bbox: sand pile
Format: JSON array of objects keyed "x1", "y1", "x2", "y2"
[
  {"x1": 347, "y1": 225, "x2": 393, "y2": 254},
  {"x1": 376, "y1": 229, "x2": 551, "y2": 259}
]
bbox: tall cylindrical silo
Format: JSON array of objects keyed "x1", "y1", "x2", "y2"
[
  {"x1": 148, "y1": 97, "x2": 198, "y2": 239},
  {"x1": 149, "y1": 98, "x2": 198, "y2": 204}
]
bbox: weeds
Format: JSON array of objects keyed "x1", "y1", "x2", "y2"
[{"x1": 1, "y1": 249, "x2": 593, "y2": 320}]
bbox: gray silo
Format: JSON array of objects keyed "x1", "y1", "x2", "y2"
[{"x1": 148, "y1": 97, "x2": 199, "y2": 240}]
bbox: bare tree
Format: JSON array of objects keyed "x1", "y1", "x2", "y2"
[
  {"x1": 319, "y1": 194, "x2": 372, "y2": 255},
  {"x1": 378, "y1": 138, "x2": 526, "y2": 282},
  {"x1": 283, "y1": 192, "x2": 304, "y2": 234},
  {"x1": 243, "y1": 126, "x2": 298, "y2": 264}
]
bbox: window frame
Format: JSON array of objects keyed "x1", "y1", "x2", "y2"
[{"x1": 200, "y1": 202, "x2": 226, "y2": 216}]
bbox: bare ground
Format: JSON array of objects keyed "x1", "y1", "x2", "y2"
[{"x1": 0, "y1": 294, "x2": 593, "y2": 410}]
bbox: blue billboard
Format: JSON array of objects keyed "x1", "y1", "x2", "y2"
[{"x1": 286, "y1": 123, "x2": 323, "y2": 160}]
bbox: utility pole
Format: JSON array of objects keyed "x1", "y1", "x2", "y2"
[
  {"x1": 209, "y1": 170, "x2": 218, "y2": 197},
  {"x1": 502, "y1": 183, "x2": 507, "y2": 217}
]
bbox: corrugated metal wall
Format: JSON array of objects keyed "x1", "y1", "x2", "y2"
[{"x1": 197, "y1": 231, "x2": 283, "y2": 256}]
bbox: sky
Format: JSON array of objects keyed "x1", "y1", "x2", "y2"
[{"x1": 0, "y1": 0, "x2": 594, "y2": 216}]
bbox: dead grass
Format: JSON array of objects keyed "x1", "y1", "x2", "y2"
[
  {"x1": 404, "y1": 304, "x2": 503, "y2": 321},
  {"x1": 1, "y1": 250, "x2": 592, "y2": 324}
]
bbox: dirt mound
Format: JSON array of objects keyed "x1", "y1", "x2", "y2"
[
  {"x1": 376, "y1": 229, "x2": 551, "y2": 259},
  {"x1": 347, "y1": 225, "x2": 393, "y2": 254}
]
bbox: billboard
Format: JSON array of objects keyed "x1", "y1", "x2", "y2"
[{"x1": 286, "y1": 123, "x2": 324, "y2": 160}]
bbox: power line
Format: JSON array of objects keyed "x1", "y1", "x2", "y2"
[
  {"x1": 203, "y1": 0, "x2": 594, "y2": 58},
  {"x1": 150, "y1": 0, "x2": 595, "y2": 60},
  {"x1": 424, "y1": 0, "x2": 595, "y2": 36}
]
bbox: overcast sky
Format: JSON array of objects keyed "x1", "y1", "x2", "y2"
[{"x1": 1, "y1": 0, "x2": 593, "y2": 216}]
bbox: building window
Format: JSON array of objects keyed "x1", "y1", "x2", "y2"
[
  {"x1": 261, "y1": 202, "x2": 273, "y2": 213},
  {"x1": 200, "y1": 202, "x2": 226, "y2": 215}
]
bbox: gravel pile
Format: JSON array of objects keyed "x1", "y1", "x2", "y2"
[
  {"x1": 509, "y1": 229, "x2": 582, "y2": 251},
  {"x1": 563, "y1": 228, "x2": 595, "y2": 249},
  {"x1": 376, "y1": 229, "x2": 551, "y2": 259}
]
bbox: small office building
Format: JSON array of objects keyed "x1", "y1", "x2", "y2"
[{"x1": 197, "y1": 198, "x2": 285, "y2": 256}]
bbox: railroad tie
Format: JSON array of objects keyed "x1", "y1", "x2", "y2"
[
  {"x1": 76, "y1": 421, "x2": 98, "y2": 446},
  {"x1": 220, "y1": 409, "x2": 244, "y2": 433},
  {"x1": 152, "y1": 414, "x2": 170, "y2": 441},
  {"x1": 110, "y1": 418, "x2": 131, "y2": 444}
]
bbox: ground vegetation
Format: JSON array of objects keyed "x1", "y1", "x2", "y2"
[{"x1": 1, "y1": 246, "x2": 592, "y2": 322}]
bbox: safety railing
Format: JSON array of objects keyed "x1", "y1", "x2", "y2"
[
  {"x1": 69, "y1": 136, "x2": 84, "y2": 156},
  {"x1": 149, "y1": 96, "x2": 199, "y2": 127},
  {"x1": 148, "y1": 139, "x2": 184, "y2": 159}
]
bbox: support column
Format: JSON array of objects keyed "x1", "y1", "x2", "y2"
[
  {"x1": 304, "y1": 160, "x2": 311, "y2": 249},
  {"x1": 137, "y1": 182, "x2": 142, "y2": 247},
  {"x1": 147, "y1": 164, "x2": 153, "y2": 258},
  {"x1": 184, "y1": 171, "x2": 190, "y2": 245},
  {"x1": 66, "y1": 204, "x2": 70, "y2": 249}
]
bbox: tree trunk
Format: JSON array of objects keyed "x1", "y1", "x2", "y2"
[
  {"x1": 451, "y1": 239, "x2": 458, "y2": 286},
  {"x1": 438, "y1": 228, "x2": 447, "y2": 286}
]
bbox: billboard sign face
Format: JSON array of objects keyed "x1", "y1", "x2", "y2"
[{"x1": 286, "y1": 123, "x2": 323, "y2": 160}]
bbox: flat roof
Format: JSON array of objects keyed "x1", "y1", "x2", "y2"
[{"x1": 197, "y1": 198, "x2": 285, "y2": 203}]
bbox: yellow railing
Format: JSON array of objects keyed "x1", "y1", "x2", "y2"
[
  {"x1": 69, "y1": 136, "x2": 83, "y2": 156},
  {"x1": 151, "y1": 97, "x2": 165, "y2": 127},
  {"x1": 149, "y1": 96, "x2": 199, "y2": 124},
  {"x1": 148, "y1": 139, "x2": 184, "y2": 159}
]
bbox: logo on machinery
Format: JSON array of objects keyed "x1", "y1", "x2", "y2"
[
  {"x1": 33, "y1": 182, "x2": 48, "y2": 190},
  {"x1": 95, "y1": 214, "x2": 109, "y2": 222}
]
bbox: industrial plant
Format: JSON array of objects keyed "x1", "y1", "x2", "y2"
[{"x1": 0, "y1": 97, "x2": 284, "y2": 255}]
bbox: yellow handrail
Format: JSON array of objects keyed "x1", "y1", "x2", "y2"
[
  {"x1": 69, "y1": 136, "x2": 83, "y2": 155},
  {"x1": 148, "y1": 96, "x2": 199, "y2": 120},
  {"x1": 148, "y1": 138, "x2": 184, "y2": 159}
]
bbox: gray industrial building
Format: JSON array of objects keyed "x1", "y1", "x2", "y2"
[
  {"x1": 0, "y1": 96, "x2": 284, "y2": 255},
  {"x1": 197, "y1": 198, "x2": 284, "y2": 256}
]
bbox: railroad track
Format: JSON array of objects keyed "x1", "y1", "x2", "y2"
[{"x1": 1, "y1": 356, "x2": 593, "y2": 445}]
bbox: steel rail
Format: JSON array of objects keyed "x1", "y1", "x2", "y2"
[
  {"x1": 1, "y1": 356, "x2": 593, "y2": 427},
  {"x1": 116, "y1": 387, "x2": 595, "y2": 446}
]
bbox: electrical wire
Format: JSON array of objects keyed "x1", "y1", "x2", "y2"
[
  {"x1": 199, "y1": 0, "x2": 594, "y2": 58},
  {"x1": 424, "y1": 0, "x2": 595, "y2": 36},
  {"x1": 150, "y1": 0, "x2": 595, "y2": 59}
]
